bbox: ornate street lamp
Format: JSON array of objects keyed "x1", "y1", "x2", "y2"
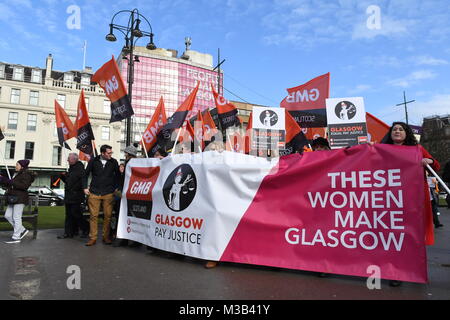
[{"x1": 106, "y1": 9, "x2": 157, "y2": 146}]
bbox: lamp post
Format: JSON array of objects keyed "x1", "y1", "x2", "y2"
[{"x1": 105, "y1": 9, "x2": 157, "y2": 146}]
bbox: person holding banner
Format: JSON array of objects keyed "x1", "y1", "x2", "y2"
[
  {"x1": 381, "y1": 122, "x2": 440, "y2": 287},
  {"x1": 311, "y1": 137, "x2": 331, "y2": 151},
  {"x1": 84, "y1": 145, "x2": 121, "y2": 246},
  {"x1": 113, "y1": 145, "x2": 140, "y2": 248},
  {"x1": 0, "y1": 160, "x2": 35, "y2": 244}
]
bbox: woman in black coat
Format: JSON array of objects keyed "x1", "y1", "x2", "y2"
[{"x1": 0, "y1": 160, "x2": 35, "y2": 243}]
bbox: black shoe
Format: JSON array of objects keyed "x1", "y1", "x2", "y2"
[
  {"x1": 435, "y1": 224, "x2": 444, "y2": 228},
  {"x1": 57, "y1": 234, "x2": 73, "y2": 239},
  {"x1": 19, "y1": 229, "x2": 29, "y2": 240},
  {"x1": 389, "y1": 280, "x2": 402, "y2": 287}
]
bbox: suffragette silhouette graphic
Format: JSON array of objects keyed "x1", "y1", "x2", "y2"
[{"x1": 168, "y1": 168, "x2": 193, "y2": 211}]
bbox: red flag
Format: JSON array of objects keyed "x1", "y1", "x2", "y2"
[
  {"x1": 74, "y1": 89, "x2": 95, "y2": 157},
  {"x1": 211, "y1": 84, "x2": 241, "y2": 129},
  {"x1": 141, "y1": 97, "x2": 167, "y2": 154},
  {"x1": 203, "y1": 109, "x2": 218, "y2": 141},
  {"x1": 194, "y1": 110, "x2": 205, "y2": 150},
  {"x1": 92, "y1": 56, "x2": 134, "y2": 122},
  {"x1": 280, "y1": 73, "x2": 330, "y2": 128},
  {"x1": 244, "y1": 112, "x2": 253, "y2": 154},
  {"x1": 54, "y1": 100, "x2": 76, "y2": 149},
  {"x1": 150, "y1": 82, "x2": 200, "y2": 156},
  {"x1": 281, "y1": 110, "x2": 308, "y2": 156},
  {"x1": 304, "y1": 127, "x2": 328, "y2": 140},
  {"x1": 366, "y1": 112, "x2": 389, "y2": 143},
  {"x1": 79, "y1": 151, "x2": 92, "y2": 162}
]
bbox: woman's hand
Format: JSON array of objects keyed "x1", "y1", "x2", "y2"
[{"x1": 422, "y1": 158, "x2": 433, "y2": 167}]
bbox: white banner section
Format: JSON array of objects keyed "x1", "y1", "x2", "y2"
[{"x1": 117, "y1": 151, "x2": 278, "y2": 261}]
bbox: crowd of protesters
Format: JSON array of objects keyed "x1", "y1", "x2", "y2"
[{"x1": 1, "y1": 122, "x2": 449, "y2": 281}]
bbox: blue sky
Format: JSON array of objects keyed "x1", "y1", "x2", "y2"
[{"x1": 1, "y1": 0, "x2": 450, "y2": 126}]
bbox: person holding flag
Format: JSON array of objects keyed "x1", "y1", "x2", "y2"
[
  {"x1": 57, "y1": 153, "x2": 89, "y2": 239},
  {"x1": 0, "y1": 160, "x2": 35, "y2": 244}
]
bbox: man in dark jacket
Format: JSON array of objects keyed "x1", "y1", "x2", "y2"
[
  {"x1": 58, "y1": 153, "x2": 89, "y2": 239},
  {"x1": 84, "y1": 144, "x2": 120, "y2": 246}
]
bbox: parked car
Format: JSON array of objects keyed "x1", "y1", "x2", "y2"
[{"x1": 28, "y1": 186, "x2": 64, "y2": 206}]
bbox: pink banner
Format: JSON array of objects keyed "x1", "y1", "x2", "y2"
[{"x1": 221, "y1": 144, "x2": 428, "y2": 283}]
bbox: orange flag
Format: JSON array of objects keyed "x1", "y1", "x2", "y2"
[
  {"x1": 54, "y1": 100, "x2": 76, "y2": 149},
  {"x1": 211, "y1": 84, "x2": 241, "y2": 129},
  {"x1": 203, "y1": 109, "x2": 218, "y2": 141},
  {"x1": 366, "y1": 112, "x2": 389, "y2": 143},
  {"x1": 283, "y1": 110, "x2": 308, "y2": 155},
  {"x1": 150, "y1": 82, "x2": 200, "y2": 156},
  {"x1": 142, "y1": 97, "x2": 167, "y2": 154}
]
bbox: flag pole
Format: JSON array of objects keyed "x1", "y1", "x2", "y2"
[
  {"x1": 426, "y1": 164, "x2": 450, "y2": 195},
  {"x1": 0, "y1": 148, "x2": 11, "y2": 179},
  {"x1": 140, "y1": 135, "x2": 149, "y2": 158},
  {"x1": 172, "y1": 126, "x2": 184, "y2": 156},
  {"x1": 91, "y1": 141, "x2": 98, "y2": 157}
]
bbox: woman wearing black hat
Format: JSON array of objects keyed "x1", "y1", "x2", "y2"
[{"x1": 0, "y1": 160, "x2": 35, "y2": 243}]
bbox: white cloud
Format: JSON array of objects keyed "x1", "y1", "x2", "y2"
[
  {"x1": 413, "y1": 55, "x2": 448, "y2": 66},
  {"x1": 261, "y1": 0, "x2": 450, "y2": 48},
  {"x1": 387, "y1": 70, "x2": 437, "y2": 88},
  {"x1": 352, "y1": 16, "x2": 413, "y2": 40},
  {"x1": 348, "y1": 84, "x2": 372, "y2": 95}
]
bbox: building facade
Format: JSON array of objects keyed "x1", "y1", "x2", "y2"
[
  {"x1": 0, "y1": 54, "x2": 121, "y2": 187},
  {"x1": 118, "y1": 46, "x2": 223, "y2": 145}
]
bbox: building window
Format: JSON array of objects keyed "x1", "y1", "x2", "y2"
[
  {"x1": 25, "y1": 142, "x2": 34, "y2": 160},
  {"x1": 10, "y1": 88, "x2": 20, "y2": 104},
  {"x1": 64, "y1": 72, "x2": 74, "y2": 82},
  {"x1": 13, "y1": 67, "x2": 24, "y2": 81},
  {"x1": 8, "y1": 112, "x2": 18, "y2": 130},
  {"x1": 52, "y1": 146, "x2": 62, "y2": 166},
  {"x1": 5, "y1": 141, "x2": 15, "y2": 159},
  {"x1": 103, "y1": 100, "x2": 110, "y2": 113},
  {"x1": 27, "y1": 114, "x2": 37, "y2": 131},
  {"x1": 0, "y1": 64, "x2": 4, "y2": 78},
  {"x1": 31, "y1": 69, "x2": 42, "y2": 83},
  {"x1": 81, "y1": 75, "x2": 90, "y2": 85},
  {"x1": 29, "y1": 90, "x2": 39, "y2": 106},
  {"x1": 57, "y1": 94, "x2": 66, "y2": 108},
  {"x1": 101, "y1": 126, "x2": 110, "y2": 140}
]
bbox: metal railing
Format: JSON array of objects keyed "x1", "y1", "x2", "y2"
[{"x1": 2, "y1": 72, "x2": 104, "y2": 94}]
